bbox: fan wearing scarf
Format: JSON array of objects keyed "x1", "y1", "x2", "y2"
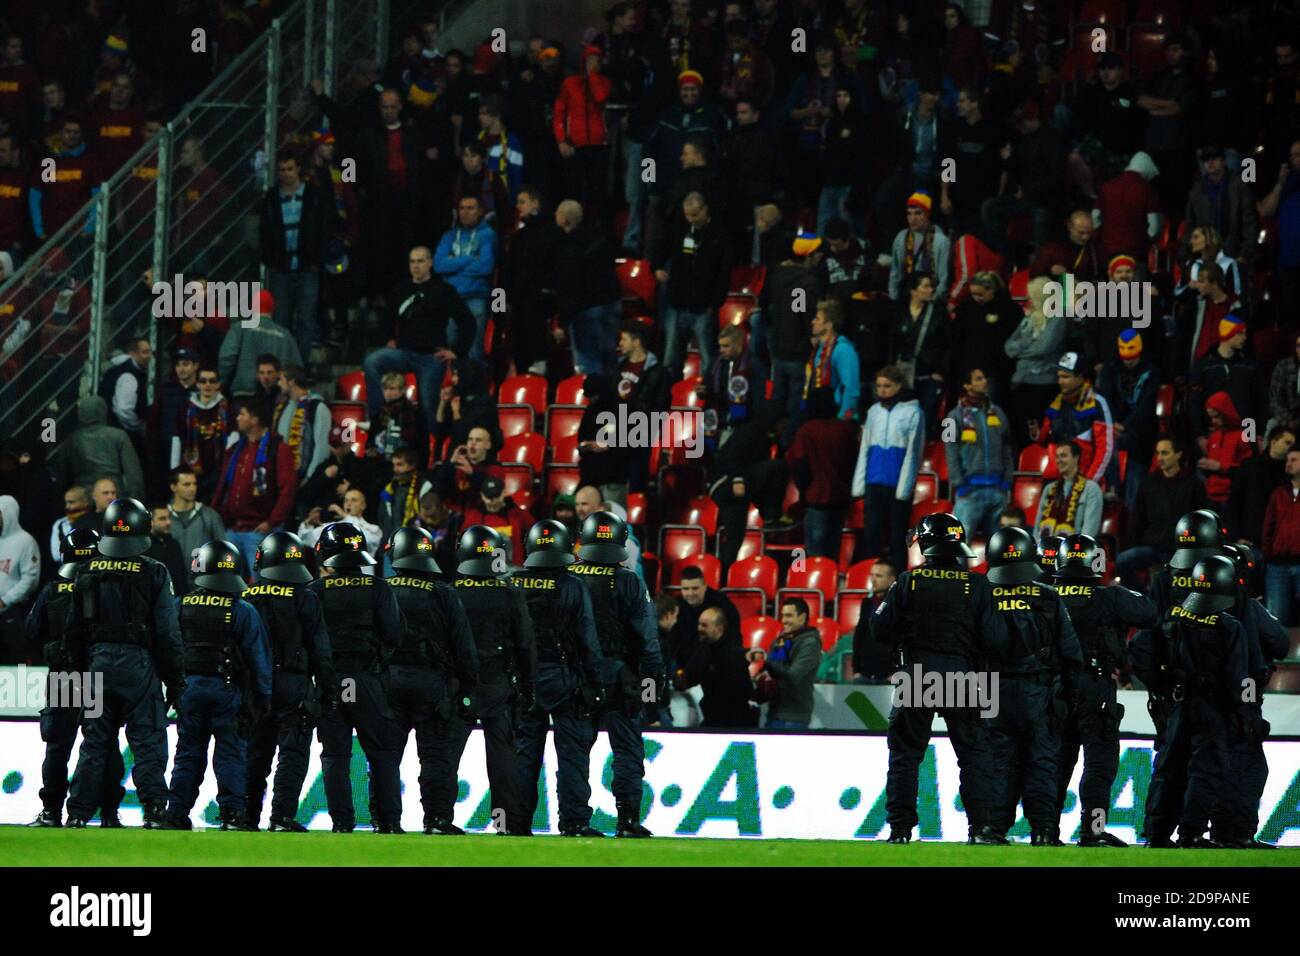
[
  {"x1": 1040, "y1": 351, "x2": 1114, "y2": 483},
  {"x1": 888, "y1": 192, "x2": 950, "y2": 301},
  {"x1": 170, "y1": 364, "x2": 234, "y2": 498},
  {"x1": 944, "y1": 367, "x2": 1014, "y2": 540},
  {"x1": 273, "y1": 365, "x2": 331, "y2": 481},
  {"x1": 1033, "y1": 441, "x2": 1103, "y2": 542}
]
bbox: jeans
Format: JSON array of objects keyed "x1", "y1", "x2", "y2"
[
  {"x1": 863, "y1": 484, "x2": 912, "y2": 564},
  {"x1": 804, "y1": 504, "x2": 847, "y2": 560},
  {"x1": 769, "y1": 358, "x2": 805, "y2": 421},
  {"x1": 817, "y1": 186, "x2": 852, "y2": 235},
  {"x1": 623, "y1": 139, "x2": 646, "y2": 253},
  {"x1": 363, "y1": 347, "x2": 447, "y2": 434},
  {"x1": 766, "y1": 718, "x2": 810, "y2": 730},
  {"x1": 570, "y1": 303, "x2": 620, "y2": 378},
  {"x1": 1265, "y1": 563, "x2": 1300, "y2": 626},
  {"x1": 457, "y1": 296, "x2": 487, "y2": 362},
  {"x1": 662, "y1": 305, "x2": 715, "y2": 379},
  {"x1": 226, "y1": 529, "x2": 274, "y2": 582},
  {"x1": 952, "y1": 487, "x2": 1007, "y2": 541},
  {"x1": 268, "y1": 269, "x2": 321, "y2": 357},
  {"x1": 979, "y1": 195, "x2": 1052, "y2": 254},
  {"x1": 1116, "y1": 545, "x2": 1166, "y2": 591}
]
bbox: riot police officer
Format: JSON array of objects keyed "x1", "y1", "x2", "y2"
[
  {"x1": 1053, "y1": 534, "x2": 1158, "y2": 847},
  {"x1": 569, "y1": 511, "x2": 663, "y2": 838},
  {"x1": 436, "y1": 525, "x2": 537, "y2": 836},
  {"x1": 63, "y1": 498, "x2": 185, "y2": 828},
  {"x1": 384, "y1": 526, "x2": 480, "y2": 835},
  {"x1": 513, "y1": 520, "x2": 605, "y2": 837},
  {"x1": 244, "y1": 530, "x2": 335, "y2": 832},
  {"x1": 1213, "y1": 544, "x2": 1288, "y2": 849},
  {"x1": 307, "y1": 521, "x2": 406, "y2": 833},
  {"x1": 163, "y1": 540, "x2": 272, "y2": 830},
  {"x1": 1130, "y1": 556, "x2": 1251, "y2": 848},
  {"x1": 985, "y1": 526, "x2": 1083, "y2": 846},
  {"x1": 25, "y1": 529, "x2": 125, "y2": 827},
  {"x1": 867, "y1": 512, "x2": 1010, "y2": 844}
]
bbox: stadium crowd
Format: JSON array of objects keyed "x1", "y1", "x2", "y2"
[{"x1": 2, "y1": 0, "x2": 1300, "y2": 736}]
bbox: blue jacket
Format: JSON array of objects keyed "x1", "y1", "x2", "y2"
[
  {"x1": 806, "y1": 335, "x2": 861, "y2": 420},
  {"x1": 852, "y1": 396, "x2": 924, "y2": 501},
  {"x1": 435, "y1": 222, "x2": 497, "y2": 300}
]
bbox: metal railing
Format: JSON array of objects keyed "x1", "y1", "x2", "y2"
[{"x1": 0, "y1": 0, "x2": 418, "y2": 445}]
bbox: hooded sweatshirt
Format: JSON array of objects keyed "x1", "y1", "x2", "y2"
[
  {"x1": 1201, "y1": 391, "x2": 1253, "y2": 503},
  {"x1": 434, "y1": 221, "x2": 497, "y2": 301},
  {"x1": 1095, "y1": 151, "x2": 1161, "y2": 259},
  {"x1": 168, "y1": 501, "x2": 226, "y2": 564},
  {"x1": 218, "y1": 316, "x2": 303, "y2": 396},
  {"x1": 0, "y1": 495, "x2": 40, "y2": 610},
  {"x1": 54, "y1": 396, "x2": 145, "y2": 499}
]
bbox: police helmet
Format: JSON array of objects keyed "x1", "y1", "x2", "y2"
[
  {"x1": 192, "y1": 540, "x2": 248, "y2": 594},
  {"x1": 1221, "y1": 543, "x2": 1255, "y2": 582},
  {"x1": 98, "y1": 498, "x2": 151, "y2": 557},
  {"x1": 255, "y1": 530, "x2": 315, "y2": 584},
  {"x1": 1055, "y1": 533, "x2": 1103, "y2": 581},
  {"x1": 1181, "y1": 555, "x2": 1237, "y2": 614},
  {"x1": 986, "y1": 526, "x2": 1041, "y2": 585},
  {"x1": 1169, "y1": 509, "x2": 1226, "y2": 570},
  {"x1": 1038, "y1": 535, "x2": 1066, "y2": 576},
  {"x1": 913, "y1": 511, "x2": 976, "y2": 559},
  {"x1": 316, "y1": 521, "x2": 376, "y2": 568},
  {"x1": 578, "y1": 510, "x2": 629, "y2": 564},
  {"x1": 387, "y1": 526, "x2": 441, "y2": 574},
  {"x1": 524, "y1": 519, "x2": 576, "y2": 568},
  {"x1": 457, "y1": 524, "x2": 507, "y2": 576},
  {"x1": 58, "y1": 527, "x2": 100, "y2": 580}
]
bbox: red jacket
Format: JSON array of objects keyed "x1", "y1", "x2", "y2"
[
  {"x1": 1262, "y1": 482, "x2": 1300, "y2": 560},
  {"x1": 1200, "y1": 391, "x2": 1252, "y2": 503},
  {"x1": 462, "y1": 501, "x2": 532, "y2": 564},
  {"x1": 787, "y1": 418, "x2": 859, "y2": 507},
  {"x1": 553, "y1": 71, "x2": 611, "y2": 148},
  {"x1": 1097, "y1": 169, "x2": 1159, "y2": 260},
  {"x1": 212, "y1": 431, "x2": 298, "y2": 531}
]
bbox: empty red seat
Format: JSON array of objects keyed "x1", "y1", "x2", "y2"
[
  {"x1": 682, "y1": 351, "x2": 701, "y2": 380},
  {"x1": 836, "y1": 590, "x2": 869, "y2": 635},
  {"x1": 847, "y1": 498, "x2": 865, "y2": 529},
  {"x1": 500, "y1": 374, "x2": 547, "y2": 417},
  {"x1": 727, "y1": 555, "x2": 779, "y2": 600},
  {"x1": 336, "y1": 370, "x2": 366, "y2": 403},
  {"x1": 913, "y1": 472, "x2": 939, "y2": 504},
  {"x1": 723, "y1": 586, "x2": 766, "y2": 619},
  {"x1": 845, "y1": 558, "x2": 877, "y2": 591},
  {"x1": 546, "y1": 405, "x2": 585, "y2": 443},
  {"x1": 554, "y1": 375, "x2": 588, "y2": 406},
  {"x1": 1128, "y1": 23, "x2": 1170, "y2": 79},
  {"x1": 663, "y1": 411, "x2": 702, "y2": 466},
  {"x1": 730, "y1": 263, "x2": 766, "y2": 297},
  {"x1": 669, "y1": 553, "x2": 721, "y2": 589},
  {"x1": 1078, "y1": 0, "x2": 1127, "y2": 25},
  {"x1": 785, "y1": 555, "x2": 839, "y2": 600},
  {"x1": 404, "y1": 372, "x2": 419, "y2": 404},
  {"x1": 1009, "y1": 268, "x2": 1029, "y2": 303},
  {"x1": 1018, "y1": 444, "x2": 1049, "y2": 474},
  {"x1": 811, "y1": 617, "x2": 840, "y2": 653},
  {"x1": 329, "y1": 401, "x2": 366, "y2": 432},
  {"x1": 657, "y1": 525, "x2": 707, "y2": 572},
  {"x1": 498, "y1": 463, "x2": 532, "y2": 499},
  {"x1": 718, "y1": 295, "x2": 756, "y2": 329},
  {"x1": 1155, "y1": 383, "x2": 1175, "y2": 421},
  {"x1": 1012, "y1": 475, "x2": 1046, "y2": 516},
  {"x1": 614, "y1": 257, "x2": 656, "y2": 310},
  {"x1": 741, "y1": 616, "x2": 781, "y2": 653},
  {"x1": 838, "y1": 528, "x2": 857, "y2": 571},
  {"x1": 500, "y1": 432, "x2": 545, "y2": 475},
  {"x1": 670, "y1": 377, "x2": 704, "y2": 408},
  {"x1": 550, "y1": 434, "x2": 580, "y2": 465},
  {"x1": 498, "y1": 404, "x2": 534, "y2": 439},
  {"x1": 626, "y1": 492, "x2": 647, "y2": 527},
  {"x1": 543, "y1": 464, "x2": 580, "y2": 503},
  {"x1": 675, "y1": 495, "x2": 719, "y2": 535},
  {"x1": 921, "y1": 441, "x2": 948, "y2": 483}
]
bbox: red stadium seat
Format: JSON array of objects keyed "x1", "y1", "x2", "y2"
[
  {"x1": 730, "y1": 263, "x2": 767, "y2": 297},
  {"x1": 543, "y1": 464, "x2": 580, "y2": 503},
  {"x1": 404, "y1": 372, "x2": 418, "y2": 404},
  {"x1": 676, "y1": 495, "x2": 719, "y2": 535},
  {"x1": 838, "y1": 528, "x2": 857, "y2": 571},
  {"x1": 336, "y1": 370, "x2": 366, "y2": 403},
  {"x1": 1018, "y1": 444, "x2": 1050, "y2": 474},
  {"x1": 669, "y1": 553, "x2": 721, "y2": 589},
  {"x1": 554, "y1": 375, "x2": 588, "y2": 406},
  {"x1": 546, "y1": 405, "x2": 585, "y2": 443},
  {"x1": 1012, "y1": 475, "x2": 1046, "y2": 515},
  {"x1": 1127, "y1": 23, "x2": 1171, "y2": 80},
  {"x1": 719, "y1": 527, "x2": 764, "y2": 562},
  {"x1": 657, "y1": 525, "x2": 707, "y2": 571},
  {"x1": 625, "y1": 492, "x2": 647, "y2": 527},
  {"x1": 670, "y1": 378, "x2": 704, "y2": 408},
  {"x1": 836, "y1": 590, "x2": 869, "y2": 635},
  {"x1": 847, "y1": 498, "x2": 865, "y2": 529},
  {"x1": 723, "y1": 587, "x2": 767, "y2": 619},
  {"x1": 914, "y1": 471, "x2": 939, "y2": 504},
  {"x1": 642, "y1": 553, "x2": 660, "y2": 593},
  {"x1": 909, "y1": 499, "x2": 954, "y2": 529},
  {"x1": 614, "y1": 258, "x2": 657, "y2": 311},
  {"x1": 1078, "y1": 0, "x2": 1127, "y2": 26},
  {"x1": 683, "y1": 351, "x2": 701, "y2": 380},
  {"x1": 664, "y1": 410, "x2": 702, "y2": 466},
  {"x1": 512, "y1": 487, "x2": 536, "y2": 513},
  {"x1": 777, "y1": 587, "x2": 825, "y2": 619},
  {"x1": 785, "y1": 555, "x2": 839, "y2": 601},
  {"x1": 501, "y1": 432, "x2": 545, "y2": 474},
  {"x1": 550, "y1": 434, "x2": 580, "y2": 465},
  {"x1": 845, "y1": 558, "x2": 877, "y2": 591},
  {"x1": 741, "y1": 616, "x2": 781, "y2": 653},
  {"x1": 921, "y1": 441, "x2": 948, "y2": 484},
  {"x1": 329, "y1": 401, "x2": 367, "y2": 433},
  {"x1": 1155, "y1": 383, "x2": 1175, "y2": 422},
  {"x1": 718, "y1": 295, "x2": 756, "y2": 329},
  {"x1": 727, "y1": 555, "x2": 779, "y2": 600},
  {"x1": 346, "y1": 427, "x2": 368, "y2": 457},
  {"x1": 497, "y1": 403, "x2": 534, "y2": 438},
  {"x1": 1009, "y1": 268, "x2": 1030, "y2": 303},
  {"x1": 811, "y1": 617, "x2": 840, "y2": 653},
  {"x1": 1070, "y1": 24, "x2": 1117, "y2": 77},
  {"x1": 500, "y1": 374, "x2": 547, "y2": 417},
  {"x1": 498, "y1": 463, "x2": 533, "y2": 499},
  {"x1": 1042, "y1": 443, "x2": 1060, "y2": 479},
  {"x1": 1135, "y1": 0, "x2": 1182, "y2": 26}
]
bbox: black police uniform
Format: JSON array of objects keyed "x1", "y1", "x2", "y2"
[
  {"x1": 513, "y1": 565, "x2": 604, "y2": 831},
  {"x1": 243, "y1": 581, "x2": 335, "y2": 827},
  {"x1": 1053, "y1": 581, "x2": 1157, "y2": 837},
  {"x1": 25, "y1": 578, "x2": 125, "y2": 822},
  {"x1": 1131, "y1": 603, "x2": 1251, "y2": 845},
  {"x1": 307, "y1": 570, "x2": 405, "y2": 830},
  {"x1": 870, "y1": 561, "x2": 1009, "y2": 840},
  {"x1": 987, "y1": 579, "x2": 1083, "y2": 840},
  {"x1": 387, "y1": 570, "x2": 480, "y2": 829},
  {"x1": 167, "y1": 587, "x2": 273, "y2": 825},
  {"x1": 438, "y1": 573, "x2": 537, "y2": 833}
]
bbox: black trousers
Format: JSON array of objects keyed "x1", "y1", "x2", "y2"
[
  {"x1": 988, "y1": 676, "x2": 1059, "y2": 836},
  {"x1": 1055, "y1": 670, "x2": 1123, "y2": 837},
  {"x1": 425, "y1": 678, "x2": 526, "y2": 831},
  {"x1": 600, "y1": 705, "x2": 646, "y2": 815},
  {"x1": 38, "y1": 698, "x2": 125, "y2": 816},
  {"x1": 384, "y1": 664, "x2": 449, "y2": 826},
  {"x1": 1211, "y1": 701, "x2": 1268, "y2": 844},
  {"x1": 1145, "y1": 696, "x2": 1229, "y2": 841},
  {"x1": 245, "y1": 673, "x2": 313, "y2": 823},
  {"x1": 516, "y1": 680, "x2": 595, "y2": 831},
  {"x1": 317, "y1": 669, "x2": 403, "y2": 828}
]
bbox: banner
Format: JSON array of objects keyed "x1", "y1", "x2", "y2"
[{"x1": 1, "y1": 723, "x2": 1298, "y2": 843}]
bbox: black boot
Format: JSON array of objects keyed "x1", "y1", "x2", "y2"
[
  {"x1": 970, "y1": 826, "x2": 1008, "y2": 845},
  {"x1": 154, "y1": 816, "x2": 193, "y2": 831},
  {"x1": 141, "y1": 801, "x2": 172, "y2": 829},
  {"x1": 886, "y1": 829, "x2": 911, "y2": 844},
  {"x1": 374, "y1": 822, "x2": 405, "y2": 834},
  {"x1": 616, "y1": 804, "x2": 652, "y2": 838},
  {"x1": 219, "y1": 809, "x2": 258, "y2": 832},
  {"x1": 1030, "y1": 830, "x2": 1063, "y2": 846},
  {"x1": 1144, "y1": 834, "x2": 1176, "y2": 848},
  {"x1": 27, "y1": 809, "x2": 61, "y2": 827},
  {"x1": 269, "y1": 816, "x2": 308, "y2": 832},
  {"x1": 65, "y1": 816, "x2": 89, "y2": 828},
  {"x1": 98, "y1": 811, "x2": 123, "y2": 829},
  {"x1": 331, "y1": 822, "x2": 355, "y2": 833},
  {"x1": 1078, "y1": 831, "x2": 1127, "y2": 847},
  {"x1": 422, "y1": 817, "x2": 464, "y2": 835},
  {"x1": 560, "y1": 823, "x2": 606, "y2": 837},
  {"x1": 1177, "y1": 834, "x2": 1226, "y2": 849}
]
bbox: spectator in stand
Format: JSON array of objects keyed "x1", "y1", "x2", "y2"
[
  {"x1": 748, "y1": 596, "x2": 821, "y2": 729},
  {"x1": 432, "y1": 359, "x2": 495, "y2": 454},
  {"x1": 852, "y1": 366, "x2": 923, "y2": 565},
  {"x1": 981, "y1": 100, "x2": 1066, "y2": 256},
  {"x1": 28, "y1": 115, "x2": 100, "y2": 242},
  {"x1": 1258, "y1": 137, "x2": 1300, "y2": 320},
  {"x1": 48, "y1": 484, "x2": 90, "y2": 561},
  {"x1": 157, "y1": 348, "x2": 199, "y2": 455},
  {"x1": 0, "y1": 493, "x2": 40, "y2": 664},
  {"x1": 170, "y1": 364, "x2": 234, "y2": 499},
  {"x1": 653, "y1": 593, "x2": 681, "y2": 725},
  {"x1": 97, "y1": 336, "x2": 151, "y2": 445},
  {"x1": 365, "y1": 245, "x2": 473, "y2": 432},
  {"x1": 307, "y1": 127, "x2": 362, "y2": 349},
  {"x1": 70, "y1": 477, "x2": 116, "y2": 535},
  {"x1": 887, "y1": 192, "x2": 949, "y2": 302},
  {"x1": 952, "y1": 272, "x2": 1019, "y2": 403},
  {"x1": 502, "y1": 185, "x2": 561, "y2": 376},
  {"x1": 373, "y1": 371, "x2": 430, "y2": 466},
  {"x1": 784, "y1": 37, "x2": 844, "y2": 210},
  {"x1": 654, "y1": 190, "x2": 731, "y2": 379},
  {"x1": 0, "y1": 133, "x2": 28, "y2": 257},
  {"x1": 1093, "y1": 151, "x2": 1161, "y2": 262},
  {"x1": 670, "y1": 565, "x2": 740, "y2": 673},
  {"x1": 788, "y1": 387, "x2": 857, "y2": 560},
  {"x1": 553, "y1": 198, "x2": 621, "y2": 379},
  {"x1": 1096, "y1": 330, "x2": 1159, "y2": 510},
  {"x1": 299, "y1": 487, "x2": 383, "y2": 557},
  {"x1": 1177, "y1": 225, "x2": 1242, "y2": 300},
  {"x1": 300, "y1": 424, "x2": 378, "y2": 520},
  {"x1": 1180, "y1": 263, "x2": 1245, "y2": 371},
  {"x1": 476, "y1": 94, "x2": 525, "y2": 201},
  {"x1": 550, "y1": 492, "x2": 579, "y2": 537},
  {"x1": 435, "y1": 195, "x2": 497, "y2": 361},
  {"x1": 1137, "y1": 34, "x2": 1199, "y2": 218},
  {"x1": 166, "y1": 466, "x2": 226, "y2": 566},
  {"x1": 1115, "y1": 435, "x2": 1209, "y2": 589},
  {"x1": 615, "y1": 323, "x2": 668, "y2": 492},
  {"x1": 210, "y1": 397, "x2": 298, "y2": 577},
  {"x1": 145, "y1": 505, "x2": 189, "y2": 597},
  {"x1": 259, "y1": 148, "x2": 330, "y2": 357},
  {"x1": 1182, "y1": 146, "x2": 1257, "y2": 266},
  {"x1": 764, "y1": 229, "x2": 825, "y2": 428},
  {"x1": 1261, "y1": 447, "x2": 1300, "y2": 624},
  {"x1": 450, "y1": 141, "x2": 512, "y2": 232},
  {"x1": 274, "y1": 365, "x2": 331, "y2": 482},
  {"x1": 1230, "y1": 426, "x2": 1294, "y2": 555},
  {"x1": 851, "y1": 558, "x2": 901, "y2": 682},
  {"x1": 819, "y1": 218, "x2": 870, "y2": 304},
  {"x1": 804, "y1": 296, "x2": 859, "y2": 425},
  {"x1": 1028, "y1": 210, "x2": 1103, "y2": 282},
  {"x1": 678, "y1": 605, "x2": 756, "y2": 729},
  {"x1": 701, "y1": 325, "x2": 768, "y2": 447},
  {"x1": 1033, "y1": 441, "x2": 1102, "y2": 542},
  {"x1": 218, "y1": 290, "x2": 303, "y2": 398},
  {"x1": 945, "y1": 367, "x2": 1014, "y2": 540},
  {"x1": 0, "y1": 35, "x2": 41, "y2": 138},
  {"x1": 252, "y1": 354, "x2": 284, "y2": 409},
  {"x1": 553, "y1": 45, "x2": 612, "y2": 222},
  {"x1": 577, "y1": 373, "x2": 631, "y2": 508},
  {"x1": 1197, "y1": 391, "x2": 1253, "y2": 508},
  {"x1": 717, "y1": 17, "x2": 774, "y2": 110},
  {"x1": 720, "y1": 97, "x2": 777, "y2": 262},
  {"x1": 86, "y1": 72, "x2": 143, "y2": 172},
  {"x1": 1040, "y1": 351, "x2": 1113, "y2": 484},
  {"x1": 941, "y1": 86, "x2": 999, "y2": 238},
  {"x1": 817, "y1": 82, "x2": 868, "y2": 236},
  {"x1": 51, "y1": 396, "x2": 144, "y2": 500},
  {"x1": 1267, "y1": 333, "x2": 1300, "y2": 437},
  {"x1": 376, "y1": 445, "x2": 433, "y2": 540},
  {"x1": 1189, "y1": 314, "x2": 1261, "y2": 437},
  {"x1": 410, "y1": 490, "x2": 460, "y2": 573},
  {"x1": 462, "y1": 475, "x2": 532, "y2": 565},
  {"x1": 1067, "y1": 52, "x2": 1144, "y2": 203},
  {"x1": 889, "y1": 271, "x2": 946, "y2": 432},
  {"x1": 431, "y1": 425, "x2": 502, "y2": 509}
]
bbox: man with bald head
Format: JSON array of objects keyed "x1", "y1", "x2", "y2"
[
  {"x1": 554, "y1": 199, "x2": 622, "y2": 378},
  {"x1": 73, "y1": 478, "x2": 118, "y2": 534},
  {"x1": 674, "y1": 605, "x2": 755, "y2": 727},
  {"x1": 653, "y1": 190, "x2": 732, "y2": 378},
  {"x1": 574, "y1": 485, "x2": 644, "y2": 577},
  {"x1": 1028, "y1": 210, "x2": 1103, "y2": 282}
]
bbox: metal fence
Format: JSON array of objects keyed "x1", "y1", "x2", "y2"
[{"x1": 0, "y1": 0, "x2": 415, "y2": 445}]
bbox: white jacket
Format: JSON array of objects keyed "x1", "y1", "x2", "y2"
[{"x1": 0, "y1": 495, "x2": 41, "y2": 609}]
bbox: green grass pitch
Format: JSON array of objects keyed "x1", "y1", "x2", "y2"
[{"x1": 3, "y1": 828, "x2": 1298, "y2": 866}]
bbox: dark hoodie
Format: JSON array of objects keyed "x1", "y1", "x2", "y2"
[
  {"x1": 1202, "y1": 391, "x2": 1253, "y2": 503},
  {"x1": 680, "y1": 629, "x2": 756, "y2": 729},
  {"x1": 764, "y1": 258, "x2": 825, "y2": 363},
  {"x1": 53, "y1": 396, "x2": 145, "y2": 500},
  {"x1": 432, "y1": 359, "x2": 499, "y2": 449}
]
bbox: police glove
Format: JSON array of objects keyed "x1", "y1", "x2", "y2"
[{"x1": 165, "y1": 680, "x2": 186, "y2": 715}]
